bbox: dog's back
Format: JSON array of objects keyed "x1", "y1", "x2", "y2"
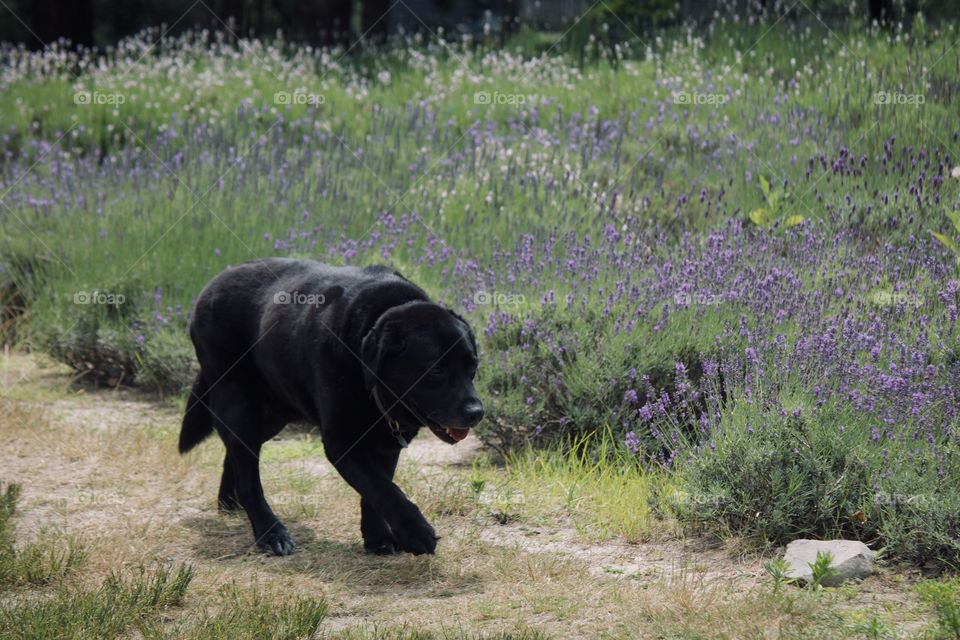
[{"x1": 180, "y1": 259, "x2": 419, "y2": 452}]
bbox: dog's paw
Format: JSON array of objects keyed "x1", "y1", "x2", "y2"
[
  {"x1": 255, "y1": 526, "x2": 296, "y2": 556},
  {"x1": 364, "y1": 538, "x2": 400, "y2": 555},
  {"x1": 392, "y1": 518, "x2": 438, "y2": 555}
]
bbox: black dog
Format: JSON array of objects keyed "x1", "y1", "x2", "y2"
[{"x1": 178, "y1": 259, "x2": 483, "y2": 556}]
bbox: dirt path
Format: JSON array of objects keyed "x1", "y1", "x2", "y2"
[{"x1": 0, "y1": 351, "x2": 934, "y2": 638}]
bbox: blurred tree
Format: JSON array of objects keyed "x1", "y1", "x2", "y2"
[
  {"x1": 869, "y1": 0, "x2": 895, "y2": 22},
  {"x1": 588, "y1": 0, "x2": 678, "y2": 33},
  {"x1": 0, "y1": 0, "x2": 29, "y2": 43},
  {"x1": 362, "y1": 0, "x2": 392, "y2": 41},
  {"x1": 1, "y1": 0, "x2": 956, "y2": 49},
  {"x1": 26, "y1": 0, "x2": 95, "y2": 46}
]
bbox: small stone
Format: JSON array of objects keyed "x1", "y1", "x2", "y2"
[{"x1": 783, "y1": 539, "x2": 875, "y2": 587}]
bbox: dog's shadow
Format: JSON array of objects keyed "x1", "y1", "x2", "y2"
[
  {"x1": 183, "y1": 513, "x2": 320, "y2": 560},
  {"x1": 182, "y1": 513, "x2": 477, "y2": 594}
]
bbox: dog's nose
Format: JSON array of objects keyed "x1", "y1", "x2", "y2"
[{"x1": 462, "y1": 401, "x2": 484, "y2": 426}]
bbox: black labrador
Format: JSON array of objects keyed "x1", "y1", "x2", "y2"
[{"x1": 178, "y1": 259, "x2": 483, "y2": 556}]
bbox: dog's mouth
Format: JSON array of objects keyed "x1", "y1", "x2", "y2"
[
  {"x1": 406, "y1": 403, "x2": 470, "y2": 445},
  {"x1": 425, "y1": 421, "x2": 470, "y2": 444},
  {"x1": 419, "y1": 411, "x2": 470, "y2": 444},
  {"x1": 438, "y1": 425, "x2": 470, "y2": 443}
]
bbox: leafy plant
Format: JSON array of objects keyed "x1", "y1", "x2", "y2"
[
  {"x1": 469, "y1": 476, "x2": 486, "y2": 500},
  {"x1": 763, "y1": 558, "x2": 794, "y2": 593},
  {"x1": 931, "y1": 209, "x2": 960, "y2": 275},
  {"x1": 748, "y1": 175, "x2": 805, "y2": 229},
  {"x1": 851, "y1": 614, "x2": 893, "y2": 639},
  {"x1": 917, "y1": 579, "x2": 960, "y2": 639},
  {"x1": 808, "y1": 550, "x2": 837, "y2": 590}
]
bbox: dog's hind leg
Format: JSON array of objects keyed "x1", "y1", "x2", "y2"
[
  {"x1": 211, "y1": 380, "x2": 295, "y2": 556},
  {"x1": 223, "y1": 438, "x2": 295, "y2": 555},
  {"x1": 217, "y1": 455, "x2": 241, "y2": 512}
]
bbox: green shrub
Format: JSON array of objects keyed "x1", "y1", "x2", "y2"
[
  {"x1": 476, "y1": 302, "x2": 739, "y2": 455},
  {"x1": 46, "y1": 317, "x2": 143, "y2": 387},
  {"x1": 917, "y1": 579, "x2": 960, "y2": 639},
  {"x1": 875, "y1": 487, "x2": 960, "y2": 569},
  {"x1": 133, "y1": 329, "x2": 197, "y2": 395},
  {"x1": 674, "y1": 396, "x2": 960, "y2": 567},
  {"x1": 0, "y1": 252, "x2": 47, "y2": 344},
  {"x1": 0, "y1": 483, "x2": 19, "y2": 586},
  {"x1": 673, "y1": 399, "x2": 876, "y2": 545},
  {"x1": 43, "y1": 311, "x2": 194, "y2": 394}
]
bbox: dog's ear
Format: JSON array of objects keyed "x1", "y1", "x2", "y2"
[
  {"x1": 361, "y1": 319, "x2": 406, "y2": 390},
  {"x1": 447, "y1": 309, "x2": 478, "y2": 357}
]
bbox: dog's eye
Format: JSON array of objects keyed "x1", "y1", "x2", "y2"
[{"x1": 428, "y1": 366, "x2": 445, "y2": 378}]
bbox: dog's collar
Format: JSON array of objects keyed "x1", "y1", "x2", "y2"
[{"x1": 371, "y1": 384, "x2": 409, "y2": 449}]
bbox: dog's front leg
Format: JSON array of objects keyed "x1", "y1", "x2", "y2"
[
  {"x1": 329, "y1": 447, "x2": 437, "y2": 555},
  {"x1": 360, "y1": 447, "x2": 401, "y2": 554}
]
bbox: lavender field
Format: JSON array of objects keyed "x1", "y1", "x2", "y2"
[{"x1": 2, "y1": 11, "x2": 960, "y2": 628}]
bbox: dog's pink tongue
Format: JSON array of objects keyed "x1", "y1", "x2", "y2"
[{"x1": 446, "y1": 427, "x2": 470, "y2": 442}]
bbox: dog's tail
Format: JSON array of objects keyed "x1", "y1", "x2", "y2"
[{"x1": 179, "y1": 373, "x2": 214, "y2": 454}]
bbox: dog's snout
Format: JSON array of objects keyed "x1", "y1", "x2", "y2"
[{"x1": 462, "y1": 400, "x2": 484, "y2": 426}]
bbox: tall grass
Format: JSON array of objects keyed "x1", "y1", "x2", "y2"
[
  {"x1": 0, "y1": 479, "x2": 328, "y2": 640},
  {"x1": 475, "y1": 430, "x2": 677, "y2": 543},
  {"x1": 0, "y1": 482, "x2": 87, "y2": 589},
  {"x1": 0, "y1": 564, "x2": 194, "y2": 640}
]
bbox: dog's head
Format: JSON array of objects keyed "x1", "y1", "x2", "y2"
[{"x1": 362, "y1": 301, "x2": 483, "y2": 444}]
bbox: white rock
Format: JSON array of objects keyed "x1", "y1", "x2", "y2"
[{"x1": 783, "y1": 539, "x2": 875, "y2": 586}]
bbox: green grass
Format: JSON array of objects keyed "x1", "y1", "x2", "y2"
[
  {"x1": 0, "y1": 567, "x2": 329, "y2": 640},
  {"x1": 0, "y1": 564, "x2": 193, "y2": 640},
  {"x1": 917, "y1": 579, "x2": 960, "y2": 639},
  {"x1": 0, "y1": 483, "x2": 87, "y2": 589},
  {"x1": 470, "y1": 430, "x2": 677, "y2": 543},
  {"x1": 0, "y1": 478, "x2": 328, "y2": 640},
  {"x1": 3, "y1": 18, "x2": 956, "y2": 395},
  {"x1": 331, "y1": 628, "x2": 550, "y2": 640},
  {"x1": 164, "y1": 585, "x2": 328, "y2": 640}
]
